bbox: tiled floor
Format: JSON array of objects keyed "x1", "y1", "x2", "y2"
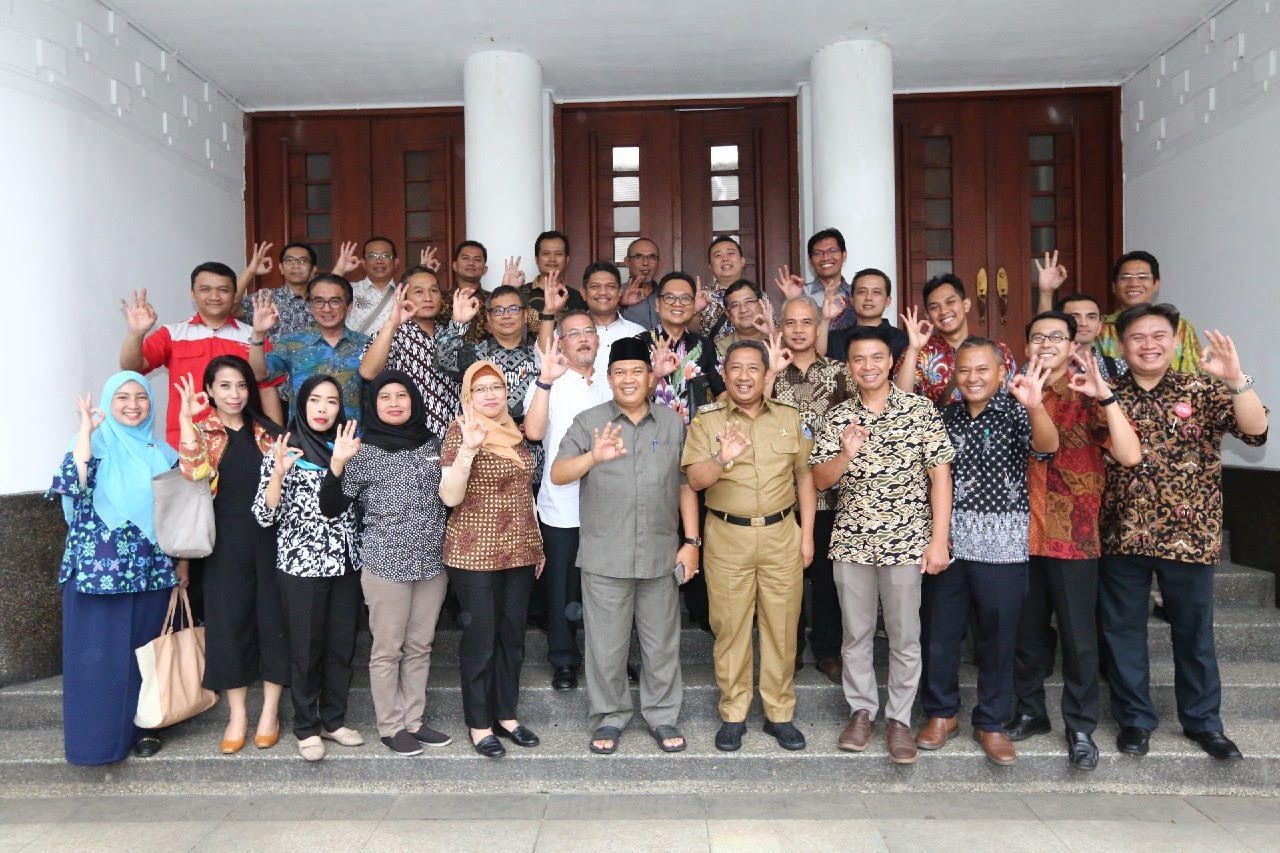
[{"x1": 1, "y1": 792, "x2": 1277, "y2": 851}]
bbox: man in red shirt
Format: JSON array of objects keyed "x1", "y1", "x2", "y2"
[
  {"x1": 1004, "y1": 310, "x2": 1140, "y2": 770},
  {"x1": 120, "y1": 261, "x2": 282, "y2": 447}
]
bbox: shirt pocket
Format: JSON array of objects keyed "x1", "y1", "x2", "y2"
[{"x1": 771, "y1": 436, "x2": 800, "y2": 456}]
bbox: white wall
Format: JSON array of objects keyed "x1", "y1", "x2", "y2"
[
  {"x1": 0, "y1": 1, "x2": 245, "y2": 493},
  {"x1": 1123, "y1": 0, "x2": 1280, "y2": 469}
]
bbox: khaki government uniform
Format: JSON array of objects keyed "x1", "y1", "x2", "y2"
[{"x1": 681, "y1": 397, "x2": 814, "y2": 722}]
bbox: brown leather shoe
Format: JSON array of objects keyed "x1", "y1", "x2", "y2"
[
  {"x1": 838, "y1": 710, "x2": 872, "y2": 752},
  {"x1": 915, "y1": 716, "x2": 959, "y2": 750},
  {"x1": 815, "y1": 657, "x2": 842, "y2": 684},
  {"x1": 973, "y1": 729, "x2": 1017, "y2": 765},
  {"x1": 886, "y1": 720, "x2": 918, "y2": 764}
]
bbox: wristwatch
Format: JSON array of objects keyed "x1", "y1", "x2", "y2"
[
  {"x1": 1229, "y1": 374, "x2": 1255, "y2": 395},
  {"x1": 682, "y1": 536, "x2": 703, "y2": 547},
  {"x1": 539, "y1": 312, "x2": 556, "y2": 322},
  {"x1": 711, "y1": 450, "x2": 734, "y2": 472}
]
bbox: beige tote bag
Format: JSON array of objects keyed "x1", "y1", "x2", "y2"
[{"x1": 134, "y1": 588, "x2": 218, "y2": 729}]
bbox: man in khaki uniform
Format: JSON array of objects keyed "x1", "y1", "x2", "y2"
[{"x1": 682, "y1": 339, "x2": 817, "y2": 752}]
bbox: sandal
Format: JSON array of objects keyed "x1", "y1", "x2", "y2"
[
  {"x1": 590, "y1": 726, "x2": 622, "y2": 755},
  {"x1": 651, "y1": 724, "x2": 687, "y2": 753}
]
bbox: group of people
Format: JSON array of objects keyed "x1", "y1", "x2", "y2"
[{"x1": 51, "y1": 227, "x2": 1267, "y2": 774}]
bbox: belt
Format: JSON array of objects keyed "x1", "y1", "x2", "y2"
[{"x1": 706, "y1": 505, "x2": 796, "y2": 528}]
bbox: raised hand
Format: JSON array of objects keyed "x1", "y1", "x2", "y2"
[
  {"x1": 459, "y1": 402, "x2": 490, "y2": 452},
  {"x1": 823, "y1": 293, "x2": 848, "y2": 323},
  {"x1": 1199, "y1": 329, "x2": 1246, "y2": 384},
  {"x1": 536, "y1": 335, "x2": 570, "y2": 383},
  {"x1": 75, "y1": 393, "x2": 105, "y2": 433},
  {"x1": 1067, "y1": 350, "x2": 1111, "y2": 399},
  {"x1": 502, "y1": 256, "x2": 526, "y2": 288},
  {"x1": 900, "y1": 305, "x2": 934, "y2": 350},
  {"x1": 764, "y1": 332, "x2": 793, "y2": 374},
  {"x1": 1035, "y1": 250, "x2": 1068, "y2": 293},
  {"x1": 250, "y1": 290, "x2": 279, "y2": 336},
  {"x1": 419, "y1": 244, "x2": 441, "y2": 272},
  {"x1": 839, "y1": 419, "x2": 870, "y2": 459},
  {"x1": 272, "y1": 434, "x2": 304, "y2": 475},
  {"x1": 619, "y1": 282, "x2": 647, "y2": 307},
  {"x1": 652, "y1": 336, "x2": 679, "y2": 380},
  {"x1": 245, "y1": 241, "x2": 275, "y2": 278},
  {"x1": 541, "y1": 268, "x2": 568, "y2": 315},
  {"x1": 330, "y1": 421, "x2": 361, "y2": 465},
  {"x1": 752, "y1": 295, "x2": 776, "y2": 336},
  {"x1": 692, "y1": 275, "x2": 709, "y2": 316},
  {"x1": 773, "y1": 265, "x2": 805, "y2": 300},
  {"x1": 121, "y1": 289, "x2": 158, "y2": 336},
  {"x1": 451, "y1": 288, "x2": 481, "y2": 325},
  {"x1": 331, "y1": 241, "x2": 362, "y2": 277},
  {"x1": 175, "y1": 374, "x2": 210, "y2": 422},
  {"x1": 590, "y1": 421, "x2": 628, "y2": 463},
  {"x1": 389, "y1": 283, "x2": 414, "y2": 326},
  {"x1": 717, "y1": 419, "x2": 752, "y2": 464},
  {"x1": 1009, "y1": 354, "x2": 1052, "y2": 409}
]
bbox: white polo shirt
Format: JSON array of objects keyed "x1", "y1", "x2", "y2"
[{"x1": 524, "y1": 367, "x2": 614, "y2": 528}]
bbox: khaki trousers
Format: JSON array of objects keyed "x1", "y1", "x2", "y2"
[
  {"x1": 832, "y1": 561, "x2": 922, "y2": 726},
  {"x1": 703, "y1": 515, "x2": 803, "y2": 722},
  {"x1": 361, "y1": 571, "x2": 449, "y2": 738}
]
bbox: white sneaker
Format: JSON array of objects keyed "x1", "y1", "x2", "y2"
[
  {"x1": 320, "y1": 726, "x2": 365, "y2": 747},
  {"x1": 297, "y1": 735, "x2": 325, "y2": 762}
]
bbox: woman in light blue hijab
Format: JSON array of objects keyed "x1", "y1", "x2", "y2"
[{"x1": 47, "y1": 371, "x2": 186, "y2": 765}]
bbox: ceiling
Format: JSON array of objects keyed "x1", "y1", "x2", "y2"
[{"x1": 113, "y1": 0, "x2": 1221, "y2": 110}]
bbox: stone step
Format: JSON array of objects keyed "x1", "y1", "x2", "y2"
[
  {"x1": 1, "y1": 717, "x2": 1276, "y2": 797},
  {"x1": 1213, "y1": 562, "x2": 1274, "y2": 607}
]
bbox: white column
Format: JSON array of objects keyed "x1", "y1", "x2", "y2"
[
  {"x1": 809, "y1": 40, "x2": 897, "y2": 309},
  {"x1": 464, "y1": 51, "x2": 544, "y2": 290}
]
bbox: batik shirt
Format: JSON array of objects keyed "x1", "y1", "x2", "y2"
[
  {"x1": 1101, "y1": 371, "x2": 1267, "y2": 565},
  {"x1": 241, "y1": 287, "x2": 313, "y2": 343},
  {"x1": 772, "y1": 356, "x2": 852, "y2": 511},
  {"x1": 896, "y1": 332, "x2": 1018, "y2": 406},
  {"x1": 252, "y1": 454, "x2": 359, "y2": 578},
  {"x1": 264, "y1": 326, "x2": 370, "y2": 421},
  {"x1": 638, "y1": 328, "x2": 725, "y2": 424},
  {"x1": 434, "y1": 322, "x2": 540, "y2": 420},
  {"x1": 361, "y1": 322, "x2": 461, "y2": 440},
  {"x1": 1098, "y1": 313, "x2": 1200, "y2": 375}
]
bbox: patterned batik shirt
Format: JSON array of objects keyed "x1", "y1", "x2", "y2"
[
  {"x1": 252, "y1": 454, "x2": 359, "y2": 579},
  {"x1": 264, "y1": 326, "x2": 370, "y2": 422},
  {"x1": 241, "y1": 287, "x2": 314, "y2": 343},
  {"x1": 361, "y1": 322, "x2": 461, "y2": 440},
  {"x1": 434, "y1": 322, "x2": 540, "y2": 419},
  {"x1": 896, "y1": 332, "x2": 1018, "y2": 406},
  {"x1": 1099, "y1": 313, "x2": 1201, "y2": 375},
  {"x1": 943, "y1": 391, "x2": 1052, "y2": 563},
  {"x1": 772, "y1": 356, "x2": 853, "y2": 511},
  {"x1": 639, "y1": 328, "x2": 725, "y2": 424},
  {"x1": 809, "y1": 386, "x2": 955, "y2": 566},
  {"x1": 1101, "y1": 371, "x2": 1267, "y2": 565}
]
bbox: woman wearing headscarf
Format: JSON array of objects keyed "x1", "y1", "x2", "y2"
[
  {"x1": 47, "y1": 371, "x2": 184, "y2": 764},
  {"x1": 439, "y1": 360, "x2": 545, "y2": 758},
  {"x1": 320, "y1": 369, "x2": 451, "y2": 756},
  {"x1": 251, "y1": 374, "x2": 361, "y2": 762},
  {"x1": 175, "y1": 355, "x2": 286, "y2": 755}
]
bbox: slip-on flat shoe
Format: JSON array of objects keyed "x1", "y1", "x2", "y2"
[
  {"x1": 472, "y1": 734, "x2": 506, "y2": 758},
  {"x1": 220, "y1": 736, "x2": 245, "y2": 755},
  {"x1": 1116, "y1": 726, "x2": 1150, "y2": 756},
  {"x1": 1185, "y1": 729, "x2": 1244, "y2": 761},
  {"x1": 715, "y1": 721, "x2": 746, "y2": 752},
  {"x1": 763, "y1": 720, "x2": 806, "y2": 751},
  {"x1": 253, "y1": 729, "x2": 280, "y2": 750},
  {"x1": 493, "y1": 723, "x2": 540, "y2": 748}
]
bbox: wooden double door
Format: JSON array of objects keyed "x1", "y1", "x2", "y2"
[
  {"x1": 896, "y1": 91, "x2": 1121, "y2": 343},
  {"x1": 557, "y1": 101, "x2": 798, "y2": 287},
  {"x1": 247, "y1": 111, "x2": 465, "y2": 284}
]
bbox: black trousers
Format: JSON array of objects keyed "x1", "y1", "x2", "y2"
[
  {"x1": 537, "y1": 522, "x2": 583, "y2": 669},
  {"x1": 921, "y1": 559, "x2": 1028, "y2": 731},
  {"x1": 682, "y1": 498, "x2": 710, "y2": 629},
  {"x1": 277, "y1": 570, "x2": 360, "y2": 740},
  {"x1": 1099, "y1": 554, "x2": 1221, "y2": 734},
  {"x1": 796, "y1": 510, "x2": 841, "y2": 661},
  {"x1": 1012, "y1": 556, "x2": 1100, "y2": 733},
  {"x1": 448, "y1": 565, "x2": 535, "y2": 729}
]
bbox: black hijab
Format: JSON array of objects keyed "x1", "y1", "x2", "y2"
[
  {"x1": 361, "y1": 369, "x2": 432, "y2": 452},
  {"x1": 288, "y1": 374, "x2": 347, "y2": 470}
]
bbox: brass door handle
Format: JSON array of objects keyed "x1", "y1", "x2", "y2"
[
  {"x1": 976, "y1": 267, "x2": 988, "y2": 325},
  {"x1": 996, "y1": 267, "x2": 1009, "y2": 323}
]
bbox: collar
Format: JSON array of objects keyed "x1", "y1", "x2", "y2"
[
  {"x1": 724, "y1": 395, "x2": 775, "y2": 418},
  {"x1": 804, "y1": 277, "x2": 849, "y2": 294},
  {"x1": 608, "y1": 399, "x2": 655, "y2": 425},
  {"x1": 305, "y1": 325, "x2": 361, "y2": 347},
  {"x1": 189, "y1": 313, "x2": 240, "y2": 331},
  {"x1": 851, "y1": 383, "x2": 902, "y2": 415},
  {"x1": 948, "y1": 389, "x2": 1017, "y2": 420}
]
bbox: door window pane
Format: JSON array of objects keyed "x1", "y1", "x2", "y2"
[
  {"x1": 306, "y1": 154, "x2": 331, "y2": 180},
  {"x1": 404, "y1": 151, "x2": 431, "y2": 180},
  {"x1": 923, "y1": 137, "x2": 951, "y2": 165},
  {"x1": 710, "y1": 145, "x2": 739, "y2": 171},
  {"x1": 307, "y1": 214, "x2": 331, "y2": 240},
  {"x1": 306, "y1": 184, "x2": 331, "y2": 210},
  {"x1": 712, "y1": 205, "x2": 740, "y2": 233},
  {"x1": 924, "y1": 199, "x2": 952, "y2": 227},
  {"x1": 1028, "y1": 134, "x2": 1054, "y2": 162},
  {"x1": 923, "y1": 168, "x2": 951, "y2": 195},
  {"x1": 614, "y1": 237, "x2": 632, "y2": 264},
  {"x1": 314, "y1": 243, "x2": 333, "y2": 270},
  {"x1": 612, "y1": 146, "x2": 639, "y2": 172},
  {"x1": 613, "y1": 206, "x2": 640, "y2": 233},
  {"x1": 1030, "y1": 196, "x2": 1055, "y2": 223},
  {"x1": 1030, "y1": 165, "x2": 1055, "y2": 192},
  {"x1": 405, "y1": 182, "x2": 431, "y2": 209},
  {"x1": 711, "y1": 175, "x2": 739, "y2": 202},
  {"x1": 926, "y1": 259, "x2": 954, "y2": 279},
  {"x1": 406, "y1": 211, "x2": 431, "y2": 238},
  {"x1": 1032, "y1": 226, "x2": 1056, "y2": 253},
  {"x1": 925, "y1": 229, "x2": 953, "y2": 256},
  {"x1": 408, "y1": 242, "x2": 429, "y2": 264},
  {"x1": 613, "y1": 176, "x2": 640, "y2": 203}
]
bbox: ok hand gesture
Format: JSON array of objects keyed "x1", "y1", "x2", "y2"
[
  {"x1": 1067, "y1": 350, "x2": 1111, "y2": 399},
  {"x1": 75, "y1": 392, "x2": 106, "y2": 434},
  {"x1": 245, "y1": 241, "x2": 275, "y2": 278},
  {"x1": 752, "y1": 295, "x2": 776, "y2": 336},
  {"x1": 773, "y1": 265, "x2": 805, "y2": 300},
  {"x1": 331, "y1": 241, "x2": 362, "y2": 277},
  {"x1": 1035, "y1": 250, "x2": 1068, "y2": 294},
  {"x1": 502, "y1": 256, "x2": 526, "y2": 288},
  {"x1": 1009, "y1": 354, "x2": 1052, "y2": 410},
  {"x1": 717, "y1": 419, "x2": 752, "y2": 464},
  {"x1": 764, "y1": 332, "x2": 793, "y2": 374},
  {"x1": 840, "y1": 419, "x2": 869, "y2": 460},
  {"x1": 175, "y1": 373, "x2": 209, "y2": 423},
  {"x1": 823, "y1": 293, "x2": 848, "y2": 323},
  {"x1": 452, "y1": 288, "x2": 481, "y2": 325},
  {"x1": 419, "y1": 244, "x2": 441, "y2": 272},
  {"x1": 900, "y1": 305, "x2": 934, "y2": 350},
  {"x1": 272, "y1": 434, "x2": 304, "y2": 475},
  {"x1": 692, "y1": 275, "x2": 709, "y2": 317},
  {"x1": 536, "y1": 335, "x2": 570, "y2": 384},
  {"x1": 1199, "y1": 329, "x2": 1246, "y2": 386},
  {"x1": 653, "y1": 336, "x2": 679, "y2": 380},
  {"x1": 541, "y1": 269, "x2": 568, "y2": 314},
  {"x1": 121, "y1": 289, "x2": 158, "y2": 336},
  {"x1": 459, "y1": 402, "x2": 489, "y2": 453},
  {"x1": 590, "y1": 421, "x2": 628, "y2": 463}
]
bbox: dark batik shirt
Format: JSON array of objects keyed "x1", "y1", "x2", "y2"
[
  {"x1": 361, "y1": 322, "x2": 460, "y2": 440},
  {"x1": 772, "y1": 356, "x2": 852, "y2": 511}
]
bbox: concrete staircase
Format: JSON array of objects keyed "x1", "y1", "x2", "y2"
[{"x1": 1, "y1": 558, "x2": 1276, "y2": 797}]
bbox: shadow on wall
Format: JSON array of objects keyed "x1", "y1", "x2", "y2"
[
  {"x1": 0, "y1": 494, "x2": 64, "y2": 687},
  {"x1": 1223, "y1": 463, "x2": 1280, "y2": 608}
]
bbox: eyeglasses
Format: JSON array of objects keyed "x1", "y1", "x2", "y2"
[
  {"x1": 471, "y1": 383, "x2": 505, "y2": 395},
  {"x1": 727, "y1": 298, "x2": 760, "y2": 312},
  {"x1": 627, "y1": 253, "x2": 659, "y2": 262},
  {"x1": 487, "y1": 305, "x2": 524, "y2": 317},
  {"x1": 560, "y1": 328, "x2": 598, "y2": 341},
  {"x1": 660, "y1": 293, "x2": 694, "y2": 306},
  {"x1": 309, "y1": 297, "x2": 347, "y2": 308},
  {"x1": 810, "y1": 247, "x2": 843, "y2": 258},
  {"x1": 281, "y1": 255, "x2": 312, "y2": 266},
  {"x1": 365, "y1": 252, "x2": 395, "y2": 261},
  {"x1": 1029, "y1": 332, "x2": 1069, "y2": 344},
  {"x1": 1116, "y1": 273, "x2": 1154, "y2": 283}
]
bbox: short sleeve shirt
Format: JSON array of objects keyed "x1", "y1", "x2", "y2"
[
  {"x1": 809, "y1": 386, "x2": 954, "y2": 566},
  {"x1": 895, "y1": 333, "x2": 1018, "y2": 406},
  {"x1": 771, "y1": 356, "x2": 853, "y2": 511}
]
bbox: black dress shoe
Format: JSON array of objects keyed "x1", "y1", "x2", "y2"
[
  {"x1": 1066, "y1": 730, "x2": 1099, "y2": 771},
  {"x1": 1116, "y1": 726, "x2": 1150, "y2": 756},
  {"x1": 1004, "y1": 713, "x2": 1051, "y2": 742},
  {"x1": 493, "y1": 722, "x2": 540, "y2": 748},
  {"x1": 472, "y1": 734, "x2": 506, "y2": 758},
  {"x1": 715, "y1": 721, "x2": 746, "y2": 752},
  {"x1": 763, "y1": 720, "x2": 807, "y2": 751},
  {"x1": 551, "y1": 665, "x2": 578, "y2": 691},
  {"x1": 132, "y1": 735, "x2": 162, "y2": 758},
  {"x1": 1185, "y1": 729, "x2": 1243, "y2": 760}
]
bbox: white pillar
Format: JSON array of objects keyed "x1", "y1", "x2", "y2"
[
  {"x1": 464, "y1": 51, "x2": 545, "y2": 290},
  {"x1": 809, "y1": 40, "x2": 897, "y2": 309}
]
